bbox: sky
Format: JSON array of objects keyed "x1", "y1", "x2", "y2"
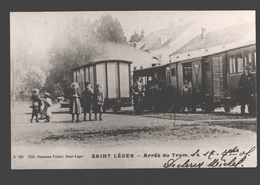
[
  {"x1": 11, "y1": 10, "x2": 255, "y2": 40},
  {"x1": 10, "y1": 11, "x2": 255, "y2": 67}
]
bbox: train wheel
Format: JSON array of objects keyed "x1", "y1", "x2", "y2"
[
  {"x1": 171, "y1": 103, "x2": 180, "y2": 113},
  {"x1": 191, "y1": 105, "x2": 196, "y2": 113},
  {"x1": 224, "y1": 106, "x2": 230, "y2": 113},
  {"x1": 204, "y1": 104, "x2": 212, "y2": 113},
  {"x1": 113, "y1": 104, "x2": 121, "y2": 113}
]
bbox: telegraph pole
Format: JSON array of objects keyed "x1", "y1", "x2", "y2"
[{"x1": 12, "y1": 55, "x2": 15, "y2": 108}]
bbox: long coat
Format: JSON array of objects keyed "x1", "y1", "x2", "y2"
[
  {"x1": 93, "y1": 90, "x2": 104, "y2": 113},
  {"x1": 238, "y1": 72, "x2": 255, "y2": 98},
  {"x1": 43, "y1": 97, "x2": 52, "y2": 116},
  {"x1": 70, "y1": 88, "x2": 81, "y2": 114},
  {"x1": 131, "y1": 83, "x2": 143, "y2": 112},
  {"x1": 82, "y1": 87, "x2": 94, "y2": 112}
]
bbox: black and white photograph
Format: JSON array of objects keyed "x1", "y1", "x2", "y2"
[{"x1": 10, "y1": 11, "x2": 256, "y2": 169}]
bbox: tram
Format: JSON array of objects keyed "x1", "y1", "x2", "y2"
[
  {"x1": 71, "y1": 59, "x2": 132, "y2": 112},
  {"x1": 133, "y1": 44, "x2": 256, "y2": 113}
]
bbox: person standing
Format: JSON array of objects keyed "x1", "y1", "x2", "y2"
[
  {"x1": 70, "y1": 82, "x2": 82, "y2": 122},
  {"x1": 30, "y1": 88, "x2": 42, "y2": 123},
  {"x1": 93, "y1": 84, "x2": 104, "y2": 121},
  {"x1": 238, "y1": 65, "x2": 255, "y2": 115},
  {"x1": 42, "y1": 92, "x2": 52, "y2": 122},
  {"x1": 82, "y1": 82, "x2": 94, "y2": 121},
  {"x1": 131, "y1": 77, "x2": 142, "y2": 115},
  {"x1": 181, "y1": 79, "x2": 192, "y2": 112}
]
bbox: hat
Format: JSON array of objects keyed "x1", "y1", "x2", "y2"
[
  {"x1": 135, "y1": 76, "x2": 140, "y2": 82},
  {"x1": 244, "y1": 65, "x2": 251, "y2": 70},
  {"x1": 84, "y1": 81, "x2": 91, "y2": 86},
  {"x1": 44, "y1": 92, "x2": 50, "y2": 97},
  {"x1": 71, "y1": 82, "x2": 79, "y2": 89},
  {"x1": 32, "y1": 88, "x2": 39, "y2": 93}
]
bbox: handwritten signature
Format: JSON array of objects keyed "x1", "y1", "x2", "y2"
[{"x1": 163, "y1": 146, "x2": 255, "y2": 168}]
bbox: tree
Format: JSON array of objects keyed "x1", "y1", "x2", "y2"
[
  {"x1": 45, "y1": 15, "x2": 127, "y2": 99},
  {"x1": 129, "y1": 30, "x2": 145, "y2": 46},
  {"x1": 45, "y1": 16, "x2": 104, "y2": 98},
  {"x1": 91, "y1": 14, "x2": 126, "y2": 43},
  {"x1": 14, "y1": 65, "x2": 47, "y2": 101}
]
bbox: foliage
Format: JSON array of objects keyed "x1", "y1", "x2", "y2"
[
  {"x1": 14, "y1": 65, "x2": 47, "y2": 101},
  {"x1": 24, "y1": 65, "x2": 47, "y2": 90},
  {"x1": 129, "y1": 30, "x2": 145, "y2": 46},
  {"x1": 45, "y1": 14, "x2": 126, "y2": 99},
  {"x1": 90, "y1": 14, "x2": 126, "y2": 43}
]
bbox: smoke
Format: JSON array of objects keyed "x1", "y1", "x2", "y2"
[{"x1": 93, "y1": 42, "x2": 155, "y2": 66}]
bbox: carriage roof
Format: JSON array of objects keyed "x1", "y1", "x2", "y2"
[
  {"x1": 71, "y1": 59, "x2": 132, "y2": 71},
  {"x1": 133, "y1": 64, "x2": 169, "y2": 77}
]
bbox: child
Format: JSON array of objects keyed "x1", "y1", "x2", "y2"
[
  {"x1": 39, "y1": 98, "x2": 45, "y2": 120},
  {"x1": 181, "y1": 79, "x2": 192, "y2": 112},
  {"x1": 43, "y1": 92, "x2": 52, "y2": 122},
  {"x1": 30, "y1": 89, "x2": 42, "y2": 123},
  {"x1": 93, "y1": 84, "x2": 104, "y2": 121}
]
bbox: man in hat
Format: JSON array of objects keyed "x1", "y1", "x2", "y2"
[
  {"x1": 238, "y1": 65, "x2": 255, "y2": 115},
  {"x1": 131, "y1": 77, "x2": 143, "y2": 115},
  {"x1": 82, "y1": 82, "x2": 94, "y2": 121}
]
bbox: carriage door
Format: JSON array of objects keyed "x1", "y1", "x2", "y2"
[
  {"x1": 191, "y1": 60, "x2": 202, "y2": 94},
  {"x1": 202, "y1": 57, "x2": 213, "y2": 97}
]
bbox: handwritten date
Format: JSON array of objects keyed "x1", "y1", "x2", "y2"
[{"x1": 163, "y1": 146, "x2": 255, "y2": 168}]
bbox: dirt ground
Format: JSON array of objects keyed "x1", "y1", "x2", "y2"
[
  {"x1": 11, "y1": 102, "x2": 257, "y2": 147},
  {"x1": 11, "y1": 102, "x2": 257, "y2": 168}
]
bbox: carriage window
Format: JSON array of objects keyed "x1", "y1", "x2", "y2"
[
  {"x1": 184, "y1": 66, "x2": 192, "y2": 75},
  {"x1": 183, "y1": 63, "x2": 192, "y2": 82},
  {"x1": 244, "y1": 52, "x2": 254, "y2": 70},
  {"x1": 229, "y1": 56, "x2": 236, "y2": 74},
  {"x1": 237, "y1": 54, "x2": 243, "y2": 73},
  {"x1": 171, "y1": 68, "x2": 176, "y2": 76},
  {"x1": 248, "y1": 52, "x2": 252, "y2": 66},
  {"x1": 244, "y1": 55, "x2": 247, "y2": 66}
]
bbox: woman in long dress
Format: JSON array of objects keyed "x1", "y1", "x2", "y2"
[{"x1": 70, "y1": 82, "x2": 81, "y2": 122}]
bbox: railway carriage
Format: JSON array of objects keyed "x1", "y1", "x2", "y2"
[
  {"x1": 221, "y1": 44, "x2": 256, "y2": 112},
  {"x1": 71, "y1": 60, "x2": 132, "y2": 112},
  {"x1": 133, "y1": 44, "x2": 256, "y2": 113}
]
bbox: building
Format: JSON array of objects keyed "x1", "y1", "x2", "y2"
[
  {"x1": 170, "y1": 21, "x2": 255, "y2": 62},
  {"x1": 135, "y1": 19, "x2": 196, "y2": 66}
]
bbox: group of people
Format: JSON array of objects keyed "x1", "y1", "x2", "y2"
[
  {"x1": 30, "y1": 89, "x2": 52, "y2": 123},
  {"x1": 70, "y1": 82, "x2": 104, "y2": 123},
  {"x1": 30, "y1": 65, "x2": 254, "y2": 122},
  {"x1": 131, "y1": 76, "x2": 192, "y2": 114},
  {"x1": 30, "y1": 81, "x2": 104, "y2": 123}
]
